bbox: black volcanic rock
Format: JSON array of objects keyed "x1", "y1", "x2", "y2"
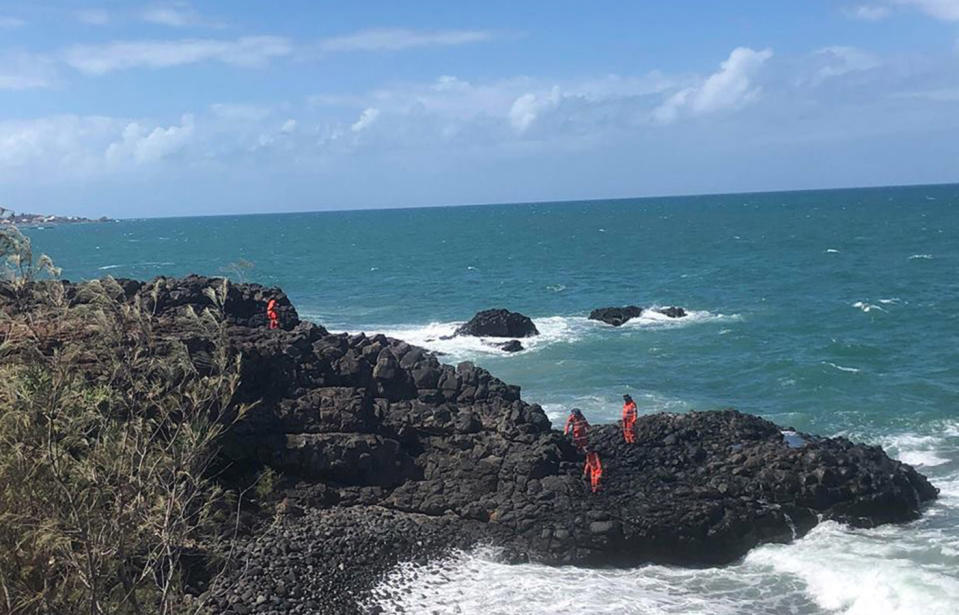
[
  {"x1": 491, "y1": 339, "x2": 524, "y2": 352},
  {"x1": 656, "y1": 306, "x2": 687, "y2": 318},
  {"x1": 454, "y1": 308, "x2": 539, "y2": 338},
  {"x1": 589, "y1": 305, "x2": 687, "y2": 326},
  {"x1": 4, "y1": 277, "x2": 938, "y2": 614},
  {"x1": 589, "y1": 305, "x2": 643, "y2": 326}
]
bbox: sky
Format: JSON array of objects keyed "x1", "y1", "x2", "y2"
[{"x1": 1, "y1": 1, "x2": 958, "y2": 217}]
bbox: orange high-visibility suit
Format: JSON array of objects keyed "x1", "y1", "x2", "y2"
[
  {"x1": 564, "y1": 413, "x2": 590, "y2": 451},
  {"x1": 584, "y1": 451, "x2": 603, "y2": 493},
  {"x1": 622, "y1": 399, "x2": 638, "y2": 443},
  {"x1": 267, "y1": 299, "x2": 279, "y2": 330}
]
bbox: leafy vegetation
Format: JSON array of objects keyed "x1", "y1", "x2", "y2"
[{"x1": 0, "y1": 225, "x2": 249, "y2": 614}]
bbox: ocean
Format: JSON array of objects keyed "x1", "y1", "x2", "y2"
[{"x1": 25, "y1": 184, "x2": 959, "y2": 614}]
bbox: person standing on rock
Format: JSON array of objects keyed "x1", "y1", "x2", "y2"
[
  {"x1": 564, "y1": 409, "x2": 590, "y2": 452},
  {"x1": 584, "y1": 450, "x2": 603, "y2": 493},
  {"x1": 267, "y1": 298, "x2": 279, "y2": 329},
  {"x1": 622, "y1": 394, "x2": 638, "y2": 443}
]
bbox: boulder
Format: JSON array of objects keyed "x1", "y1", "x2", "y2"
[
  {"x1": 589, "y1": 305, "x2": 687, "y2": 325},
  {"x1": 655, "y1": 306, "x2": 687, "y2": 318},
  {"x1": 491, "y1": 339, "x2": 524, "y2": 352},
  {"x1": 455, "y1": 309, "x2": 539, "y2": 338},
  {"x1": 588, "y1": 305, "x2": 643, "y2": 326}
]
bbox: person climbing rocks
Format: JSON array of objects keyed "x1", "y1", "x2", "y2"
[
  {"x1": 266, "y1": 298, "x2": 279, "y2": 330},
  {"x1": 564, "y1": 408, "x2": 590, "y2": 452},
  {"x1": 583, "y1": 450, "x2": 603, "y2": 493},
  {"x1": 622, "y1": 393, "x2": 638, "y2": 443}
]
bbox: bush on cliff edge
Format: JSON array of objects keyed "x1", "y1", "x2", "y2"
[{"x1": 0, "y1": 225, "x2": 248, "y2": 615}]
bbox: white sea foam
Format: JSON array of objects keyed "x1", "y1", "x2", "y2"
[
  {"x1": 369, "y1": 512, "x2": 959, "y2": 614},
  {"x1": 837, "y1": 427, "x2": 958, "y2": 469},
  {"x1": 878, "y1": 298, "x2": 901, "y2": 304},
  {"x1": 852, "y1": 301, "x2": 885, "y2": 313},
  {"x1": 879, "y1": 433, "x2": 951, "y2": 467},
  {"x1": 619, "y1": 307, "x2": 739, "y2": 329},
  {"x1": 337, "y1": 309, "x2": 733, "y2": 362},
  {"x1": 909, "y1": 254, "x2": 933, "y2": 260},
  {"x1": 825, "y1": 248, "x2": 840, "y2": 253},
  {"x1": 98, "y1": 261, "x2": 175, "y2": 270},
  {"x1": 823, "y1": 361, "x2": 861, "y2": 374},
  {"x1": 346, "y1": 315, "x2": 592, "y2": 360},
  {"x1": 745, "y1": 520, "x2": 959, "y2": 615}
]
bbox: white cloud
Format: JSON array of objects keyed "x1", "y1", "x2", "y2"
[
  {"x1": 508, "y1": 87, "x2": 560, "y2": 132},
  {"x1": 209, "y1": 103, "x2": 272, "y2": 121},
  {"x1": 318, "y1": 28, "x2": 491, "y2": 53},
  {"x1": 105, "y1": 114, "x2": 195, "y2": 164},
  {"x1": 351, "y1": 108, "x2": 380, "y2": 132},
  {"x1": 280, "y1": 119, "x2": 297, "y2": 133},
  {"x1": 0, "y1": 53, "x2": 57, "y2": 90},
  {"x1": 844, "y1": 5, "x2": 892, "y2": 20},
  {"x1": 654, "y1": 47, "x2": 773, "y2": 123},
  {"x1": 809, "y1": 46, "x2": 881, "y2": 83},
  {"x1": 142, "y1": 3, "x2": 217, "y2": 27},
  {"x1": 847, "y1": 1, "x2": 959, "y2": 20},
  {"x1": 64, "y1": 36, "x2": 291, "y2": 74},
  {"x1": 0, "y1": 15, "x2": 25, "y2": 28},
  {"x1": 75, "y1": 9, "x2": 111, "y2": 25},
  {"x1": 894, "y1": 0, "x2": 959, "y2": 20},
  {"x1": 0, "y1": 115, "x2": 122, "y2": 177}
]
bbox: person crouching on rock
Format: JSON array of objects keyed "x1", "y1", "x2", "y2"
[
  {"x1": 267, "y1": 298, "x2": 279, "y2": 330},
  {"x1": 622, "y1": 394, "x2": 638, "y2": 443},
  {"x1": 584, "y1": 450, "x2": 603, "y2": 493},
  {"x1": 564, "y1": 408, "x2": 590, "y2": 452}
]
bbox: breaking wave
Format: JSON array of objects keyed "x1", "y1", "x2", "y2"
[{"x1": 331, "y1": 309, "x2": 734, "y2": 361}]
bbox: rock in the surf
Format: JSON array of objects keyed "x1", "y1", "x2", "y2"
[
  {"x1": 589, "y1": 305, "x2": 687, "y2": 325},
  {"x1": 655, "y1": 306, "x2": 687, "y2": 318},
  {"x1": 491, "y1": 339, "x2": 524, "y2": 352},
  {"x1": 454, "y1": 308, "x2": 539, "y2": 338},
  {"x1": 588, "y1": 305, "x2": 644, "y2": 326}
]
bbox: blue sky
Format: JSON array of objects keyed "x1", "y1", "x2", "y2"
[{"x1": 1, "y1": 1, "x2": 958, "y2": 217}]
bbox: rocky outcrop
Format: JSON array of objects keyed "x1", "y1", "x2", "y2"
[
  {"x1": 454, "y1": 308, "x2": 539, "y2": 338},
  {"x1": 4, "y1": 276, "x2": 938, "y2": 614},
  {"x1": 589, "y1": 306, "x2": 643, "y2": 326},
  {"x1": 589, "y1": 305, "x2": 687, "y2": 326}
]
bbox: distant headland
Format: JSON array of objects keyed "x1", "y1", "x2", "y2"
[{"x1": 0, "y1": 206, "x2": 114, "y2": 227}]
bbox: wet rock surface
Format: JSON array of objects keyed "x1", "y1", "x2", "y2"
[
  {"x1": 489, "y1": 339, "x2": 524, "y2": 352},
  {"x1": 454, "y1": 308, "x2": 539, "y2": 338},
  {"x1": 5, "y1": 277, "x2": 937, "y2": 614},
  {"x1": 589, "y1": 305, "x2": 687, "y2": 326}
]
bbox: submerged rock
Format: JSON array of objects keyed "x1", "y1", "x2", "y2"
[{"x1": 455, "y1": 308, "x2": 539, "y2": 338}]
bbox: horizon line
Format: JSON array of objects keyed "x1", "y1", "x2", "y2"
[{"x1": 21, "y1": 179, "x2": 959, "y2": 222}]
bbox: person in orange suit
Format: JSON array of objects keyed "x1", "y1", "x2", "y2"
[
  {"x1": 266, "y1": 298, "x2": 279, "y2": 329},
  {"x1": 584, "y1": 451, "x2": 603, "y2": 493},
  {"x1": 564, "y1": 408, "x2": 590, "y2": 451},
  {"x1": 622, "y1": 394, "x2": 638, "y2": 443}
]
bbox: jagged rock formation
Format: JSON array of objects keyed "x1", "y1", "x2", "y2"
[
  {"x1": 589, "y1": 305, "x2": 687, "y2": 326},
  {"x1": 2, "y1": 276, "x2": 938, "y2": 614},
  {"x1": 454, "y1": 308, "x2": 539, "y2": 338}
]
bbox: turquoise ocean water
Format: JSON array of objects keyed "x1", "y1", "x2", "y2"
[{"x1": 25, "y1": 184, "x2": 959, "y2": 613}]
